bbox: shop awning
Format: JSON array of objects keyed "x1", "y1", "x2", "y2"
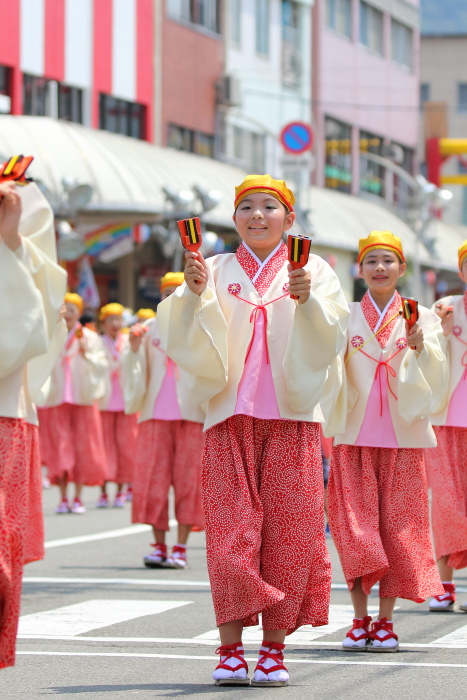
[{"x1": 0, "y1": 115, "x2": 463, "y2": 271}]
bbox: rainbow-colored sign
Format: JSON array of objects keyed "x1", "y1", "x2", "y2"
[{"x1": 84, "y1": 222, "x2": 133, "y2": 257}]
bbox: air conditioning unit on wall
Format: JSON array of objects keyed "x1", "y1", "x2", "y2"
[{"x1": 217, "y1": 75, "x2": 241, "y2": 107}]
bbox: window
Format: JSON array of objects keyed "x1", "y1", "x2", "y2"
[
  {"x1": 360, "y1": 1, "x2": 383, "y2": 55},
  {"x1": 251, "y1": 132, "x2": 265, "y2": 172},
  {"x1": 420, "y1": 83, "x2": 430, "y2": 104},
  {"x1": 360, "y1": 129, "x2": 384, "y2": 196},
  {"x1": 167, "y1": 124, "x2": 214, "y2": 158},
  {"x1": 325, "y1": 0, "x2": 351, "y2": 39},
  {"x1": 233, "y1": 126, "x2": 243, "y2": 161},
  {"x1": 391, "y1": 19, "x2": 413, "y2": 70},
  {"x1": 231, "y1": 0, "x2": 241, "y2": 44},
  {"x1": 167, "y1": 0, "x2": 221, "y2": 33},
  {"x1": 99, "y1": 94, "x2": 146, "y2": 139},
  {"x1": 167, "y1": 0, "x2": 191, "y2": 22},
  {"x1": 0, "y1": 65, "x2": 11, "y2": 113},
  {"x1": 458, "y1": 83, "x2": 467, "y2": 113},
  {"x1": 282, "y1": 0, "x2": 301, "y2": 87},
  {"x1": 256, "y1": 0, "x2": 270, "y2": 56},
  {"x1": 231, "y1": 126, "x2": 265, "y2": 171},
  {"x1": 23, "y1": 74, "x2": 49, "y2": 116},
  {"x1": 324, "y1": 117, "x2": 352, "y2": 193},
  {"x1": 58, "y1": 84, "x2": 83, "y2": 123}
]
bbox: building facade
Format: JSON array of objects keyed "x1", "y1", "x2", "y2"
[
  {"x1": 156, "y1": 0, "x2": 224, "y2": 154},
  {"x1": 312, "y1": 0, "x2": 420, "y2": 213},
  {"x1": 0, "y1": 0, "x2": 154, "y2": 140},
  {"x1": 419, "y1": 0, "x2": 467, "y2": 226},
  {"x1": 216, "y1": 0, "x2": 313, "y2": 185}
]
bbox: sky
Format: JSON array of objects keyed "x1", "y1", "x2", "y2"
[{"x1": 421, "y1": 0, "x2": 467, "y2": 36}]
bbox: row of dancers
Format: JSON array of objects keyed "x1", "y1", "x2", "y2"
[{"x1": 1, "y1": 173, "x2": 467, "y2": 689}]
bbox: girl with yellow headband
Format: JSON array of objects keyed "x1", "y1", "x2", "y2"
[
  {"x1": 124, "y1": 272, "x2": 205, "y2": 571},
  {"x1": 39, "y1": 292, "x2": 108, "y2": 514},
  {"x1": 0, "y1": 179, "x2": 67, "y2": 669},
  {"x1": 96, "y1": 303, "x2": 138, "y2": 509},
  {"x1": 157, "y1": 174, "x2": 349, "y2": 686},
  {"x1": 424, "y1": 240, "x2": 467, "y2": 611},
  {"x1": 326, "y1": 231, "x2": 447, "y2": 652}
]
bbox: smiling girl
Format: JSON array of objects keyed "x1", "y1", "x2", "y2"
[
  {"x1": 157, "y1": 174, "x2": 349, "y2": 687},
  {"x1": 327, "y1": 231, "x2": 447, "y2": 652}
]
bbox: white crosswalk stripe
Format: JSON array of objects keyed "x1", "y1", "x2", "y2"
[
  {"x1": 195, "y1": 605, "x2": 382, "y2": 644},
  {"x1": 18, "y1": 600, "x2": 192, "y2": 637}
]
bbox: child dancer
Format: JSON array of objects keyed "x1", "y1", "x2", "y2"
[
  {"x1": 157, "y1": 175, "x2": 349, "y2": 687},
  {"x1": 97, "y1": 303, "x2": 138, "y2": 508},
  {"x1": 327, "y1": 231, "x2": 447, "y2": 652},
  {"x1": 425, "y1": 241, "x2": 467, "y2": 611},
  {"x1": 124, "y1": 272, "x2": 205, "y2": 570},
  {"x1": 0, "y1": 180, "x2": 66, "y2": 669},
  {"x1": 40, "y1": 293, "x2": 108, "y2": 514}
]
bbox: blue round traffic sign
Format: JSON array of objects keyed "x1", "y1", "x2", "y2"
[{"x1": 280, "y1": 122, "x2": 314, "y2": 154}]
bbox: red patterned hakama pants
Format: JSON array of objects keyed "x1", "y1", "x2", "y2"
[
  {"x1": 42, "y1": 403, "x2": 107, "y2": 486},
  {"x1": 328, "y1": 444, "x2": 443, "y2": 602},
  {"x1": 202, "y1": 416, "x2": 331, "y2": 634},
  {"x1": 425, "y1": 426, "x2": 467, "y2": 569},
  {"x1": 132, "y1": 419, "x2": 205, "y2": 531},
  {"x1": 100, "y1": 411, "x2": 138, "y2": 484},
  {"x1": 37, "y1": 407, "x2": 51, "y2": 467},
  {"x1": 0, "y1": 418, "x2": 44, "y2": 669}
]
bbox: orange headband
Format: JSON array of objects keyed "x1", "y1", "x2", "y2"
[
  {"x1": 358, "y1": 231, "x2": 405, "y2": 264},
  {"x1": 234, "y1": 174, "x2": 295, "y2": 212}
]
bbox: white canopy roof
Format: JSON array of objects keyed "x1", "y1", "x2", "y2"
[{"x1": 0, "y1": 116, "x2": 463, "y2": 270}]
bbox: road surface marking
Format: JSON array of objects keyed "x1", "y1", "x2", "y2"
[
  {"x1": 18, "y1": 600, "x2": 191, "y2": 637},
  {"x1": 22, "y1": 576, "x2": 348, "y2": 590},
  {"x1": 44, "y1": 525, "x2": 152, "y2": 549},
  {"x1": 15, "y1": 651, "x2": 467, "y2": 668},
  {"x1": 195, "y1": 605, "x2": 384, "y2": 643},
  {"x1": 44, "y1": 520, "x2": 179, "y2": 548},
  {"x1": 430, "y1": 624, "x2": 467, "y2": 646},
  {"x1": 17, "y1": 635, "x2": 467, "y2": 649},
  {"x1": 23, "y1": 576, "x2": 211, "y2": 587}
]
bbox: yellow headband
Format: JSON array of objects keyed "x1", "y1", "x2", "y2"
[
  {"x1": 160, "y1": 272, "x2": 185, "y2": 292},
  {"x1": 136, "y1": 308, "x2": 156, "y2": 320},
  {"x1": 358, "y1": 231, "x2": 405, "y2": 264},
  {"x1": 235, "y1": 174, "x2": 295, "y2": 211},
  {"x1": 65, "y1": 292, "x2": 84, "y2": 315},
  {"x1": 99, "y1": 303, "x2": 124, "y2": 321},
  {"x1": 458, "y1": 240, "x2": 467, "y2": 270}
]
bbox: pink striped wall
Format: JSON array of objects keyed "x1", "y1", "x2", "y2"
[
  {"x1": 93, "y1": 0, "x2": 113, "y2": 127},
  {"x1": 0, "y1": 0, "x2": 22, "y2": 113},
  {"x1": 136, "y1": 0, "x2": 154, "y2": 141},
  {"x1": 0, "y1": 0, "x2": 154, "y2": 139},
  {"x1": 45, "y1": 0, "x2": 65, "y2": 82}
]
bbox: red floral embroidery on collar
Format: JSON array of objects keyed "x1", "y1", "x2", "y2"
[
  {"x1": 236, "y1": 242, "x2": 288, "y2": 296},
  {"x1": 361, "y1": 290, "x2": 402, "y2": 348}
]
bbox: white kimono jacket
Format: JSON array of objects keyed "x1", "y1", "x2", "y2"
[
  {"x1": 0, "y1": 184, "x2": 67, "y2": 424},
  {"x1": 157, "y1": 250, "x2": 349, "y2": 431},
  {"x1": 430, "y1": 293, "x2": 467, "y2": 427},
  {"x1": 122, "y1": 318, "x2": 205, "y2": 424},
  {"x1": 99, "y1": 332, "x2": 131, "y2": 412},
  {"x1": 45, "y1": 325, "x2": 108, "y2": 408},
  {"x1": 328, "y1": 296, "x2": 448, "y2": 448}
]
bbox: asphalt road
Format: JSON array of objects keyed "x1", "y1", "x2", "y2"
[{"x1": 2, "y1": 482, "x2": 467, "y2": 699}]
